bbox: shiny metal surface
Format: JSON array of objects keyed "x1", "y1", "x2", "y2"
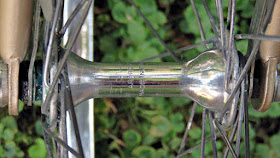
[
  {"x1": 64, "y1": 0, "x2": 95, "y2": 157},
  {"x1": 181, "y1": 50, "x2": 228, "y2": 112},
  {"x1": 272, "y1": 64, "x2": 280, "y2": 103},
  {"x1": 0, "y1": 61, "x2": 8, "y2": 108},
  {"x1": 67, "y1": 49, "x2": 228, "y2": 112},
  {"x1": 67, "y1": 53, "x2": 184, "y2": 103}
]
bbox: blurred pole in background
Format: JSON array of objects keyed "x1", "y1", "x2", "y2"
[{"x1": 63, "y1": 0, "x2": 94, "y2": 157}]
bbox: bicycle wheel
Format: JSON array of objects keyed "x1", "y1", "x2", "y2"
[{"x1": 9, "y1": 0, "x2": 279, "y2": 157}]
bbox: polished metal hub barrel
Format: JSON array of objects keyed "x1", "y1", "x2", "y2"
[
  {"x1": 0, "y1": 49, "x2": 229, "y2": 113},
  {"x1": 67, "y1": 49, "x2": 227, "y2": 112}
]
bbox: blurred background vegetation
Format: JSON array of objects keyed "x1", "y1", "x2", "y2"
[{"x1": 1, "y1": 0, "x2": 280, "y2": 157}]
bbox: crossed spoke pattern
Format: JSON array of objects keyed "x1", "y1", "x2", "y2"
[
  {"x1": 39, "y1": 0, "x2": 92, "y2": 157},
  {"x1": 36, "y1": 0, "x2": 280, "y2": 157}
]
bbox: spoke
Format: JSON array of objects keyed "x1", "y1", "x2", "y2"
[
  {"x1": 42, "y1": 127, "x2": 54, "y2": 158},
  {"x1": 138, "y1": 38, "x2": 217, "y2": 62},
  {"x1": 223, "y1": 118, "x2": 239, "y2": 158},
  {"x1": 200, "y1": 108, "x2": 207, "y2": 158},
  {"x1": 219, "y1": 0, "x2": 277, "y2": 117},
  {"x1": 226, "y1": 0, "x2": 232, "y2": 24},
  {"x1": 208, "y1": 112, "x2": 217, "y2": 158},
  {"x1": 43, "y1": 0, "x2": 63, "y2": 88},
  {"x1": 58, "y1": 0, "x2": 87, "y2": 36},
  {"x1": 246, "y1": 0, "x2": 276, "y2": 56},
  {"x1": 261, "y1": 0, "x2": 276, "y2": 33},
  {"x1": 236, "y1": 79, "x2": 246, "y2": 156},
  {"x1": 202, "y1": 0, "x2": 219, "y2": 37},
  {"x1": 176, "y1": 137, "x2": 212, "y2": 158},
  {"x1": 235, "y1": 34, "x2": 280, "y2": 42},
  {"x1": 59, "y1": 79, "x2": 68, "y2": 158},
  {"x1": 62, "y1": 72, "x2": 84, "y2": 157},
  {"x1": 217, "y1": 40, "x2": 261, "y2": 118},
  {"x1": 177, "y1": 102, "x2": 197, "y2": 154},
  {"x1": 176, "y1": 132, "x2": 222, "y2": 158},
  {"x1": 215, "y1": 120, "x2": 238, "y2": 158},
  {"x1": 42, "y1": 0, "x2": 92, "y2": 114},
  {"x1": 216, "y1": 0, "x2": 226, "y2": 58},
  {"x1": 244, "y1": 83, "x2": 250, "y2": 158},
  {"x1": 225, "y1": 0, "x2": 236, "y2": 91},
  {"x1": 28, "y1": 0, "x2": 40, "y2": 106},
  {"x1": 42, "y1": 123, "x2": 82, "y2": 158},
  {"x1": 127, "y1": 0, "x2": 180, "y2": 62},
  {"x1": 190, "y1": 0, "x2": 209, "y2": 49}
]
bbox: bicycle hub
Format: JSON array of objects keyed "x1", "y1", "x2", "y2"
[{"x1": 0, "y1": 49, "x2": 233, "y2": 114}]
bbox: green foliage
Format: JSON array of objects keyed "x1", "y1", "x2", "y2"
[
  {"x1": 150, "y1": 115, "x2": 171, "y2": 137},
  {"x1": 0, "y1": 104, "x2": 46, "y2": 157},
  {"x1": 28, "y1": 138, "x2": 47, "y2": 158},
  {"x1": 94, "y1": 0, "x2": 280, "y2": 157},
  {"x1": 2, "y1": 0, "x2": 277, "y2": 157},
  {"x1": 123, "y1": 129, "x2": 141, "y2": 150}
]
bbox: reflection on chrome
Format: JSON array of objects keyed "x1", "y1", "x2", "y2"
[
  {"x1": 0, "y1": 49, "x2": 229, "y2": 113},
  {"x1": 181, "y1": 50, "x2": 228, "y2": 112},
  {"x1": 67, "y1": 49, "x2": 228, "y2": 112}
]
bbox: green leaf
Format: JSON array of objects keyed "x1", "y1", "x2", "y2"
[
  {"x1": 0, "y1": 145, "x2": 5, "y2": 157},
  {"x1": 127, "y1": 21, "x2": 147, "y2": 43},
  {"x1": 2, "y1": 128, "x2": 15, "y2": 140},
  {"x1": 33, "y1": 101, "x2": 41, "y2": 106},
  {"x1": 133, "y1": 0, "x2": 156, "y2": 8},
  {"x1": 4, "y1": 141, "x2": 17, "y2": 158},
  {"x1": 19, "y1": 100, "x2": 24, "y2": 113},
  {"x1": 241, "y1": 123, "x2": 255, "y2": 140},
  {"x1": 267, "y1": 103, "x2": 280, "y2": 118},
  {"x1": 109, "y1": 141, "x2": 121, "y2": 151},
  {"x1": 170, "y1": 113, "x2": 185, "y2": 133},
  {"x1": 123, "y1": 129, "x2": 141, "y2": 149},
  {"x1": 169, "y1": 98, "x2": 192, "y2": 107},
  {"x1": 134, "y1": 46, "x2": 160, "y2": 62},
  {"x1": 255, "y1": 144, "x2": 269, "y2": 158},
  {"x1": 191, "y1": 146, "x2": 201, "y2": 158},
  {"x1": 170, "y1": 137, "x2": 181, "y2": 150},
  {"x1": 0, "y1": 124, "x2": 4, "y2": 135},
  {"x1": 248, "y1": 103, "x2": 268, "y2": 118},
  {"x1": 236, "y1": 0, "x2": 250, "y2": 11},
  {"x1": 28, "y1": 138, "x2": 47, "y2": 158},
  {"x1": 159, "y1": 0, "x2": 175, "y2": 6},
  {"x1": 236, "y1": 40, "x2": 248, "y2": 55},
  {"x1": 239, "y1": 140, "x2": 256, "y2": 157},
  {"x1": 133, "y1": 0, "x2": 157, "y2": 14},
  {"x1": 183, "y1": 4, "x2": 211, "y2": 36},
  {"x1": 35, "y1": 120, "x2": 43, "y2": 136},
  {"x1": 183, "y1": 49, "x2": 200, "y2": 62},
  {"x1": 179, "y1": 19, "x2": 189, "y2": 34},
  {"x1": 112, "y1": 2, "x2": 136, "y2": 24},
  {"x1": 4, "y1": 140, "x2": 23, "y2": 158},
  {"x1": 97, "y1": 14, "x2": 111, "y2": 27},
  {"x1": 269, "y1": 133, "x2": 280, "y2": 156},
  {"x1": 149, "y1": 115, "x2": 171, "y2": 137},
  {"x1": 146, "y1": 11, "x2": 167, "y2": 30},
  {"x1": 155, "y1": 149, "x2": 172, "y2": 158},
  {"x1": 99, "y1": 35, "x2": 117, "y2": 54},
  {"x1": 142, "y1": 135, "x2": 157, "y2": 146},
  {"x1": 132, "y1": 146, "x2": 156, "y2": 158},
  {"x1": 1, "y1": 116, "x2": 17, "y2": 131},
  {"x1": 189, "y1": 128, "x2": 202, "y2": 140}
]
